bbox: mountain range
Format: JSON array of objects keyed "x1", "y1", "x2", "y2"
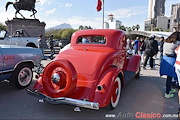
[{"x1": 46, "y1": 23, "x2": 72, "y2": 30}]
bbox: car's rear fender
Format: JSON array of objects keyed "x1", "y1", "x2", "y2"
[
  {"x1": 124, "y1": 55, "x2": 141, "y2": 73},
  {"x1": 92, "y1": 66, "x2": 120, "y2": 107}
]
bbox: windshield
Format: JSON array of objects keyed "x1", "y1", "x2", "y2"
[{"x1": 0, "y1": 31, "x2": 6, "y2": 39}]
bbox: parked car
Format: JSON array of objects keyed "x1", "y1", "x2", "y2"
[
  {"x1": 53, "y1": 39, "x2": 60, "y2": 47},
  {"x1": 58, "y1": 39, "x2": 70, "y2": 49},
  {"x1": 0, "y1": 45, "x2": 41, "y2": 88},
  {"x1": 0, "y1": 30, "x2": 38, "y2": 48},
  {"x1": 27, "y1": 29, "x2": 141, "y2": 110}
]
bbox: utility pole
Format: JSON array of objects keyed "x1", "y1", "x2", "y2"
[{"x1": 102, "y1": 0, "x2": 104, "y2": 29}]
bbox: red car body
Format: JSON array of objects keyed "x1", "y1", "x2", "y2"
[{"x1": 28, "y1": 29, "x2": 141, "y2": 110}]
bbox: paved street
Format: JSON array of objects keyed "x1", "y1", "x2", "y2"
[{"x1": 0, "y1": 58, "x2": 179, "y2": 120}]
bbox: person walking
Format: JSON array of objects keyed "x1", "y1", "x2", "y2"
[
  {"x1": 47, "y1": 35, "x2": 55, "y2": 60},
  {"x1": 133, "y1": 37, "x2": 140, "y2": 54},
  {"x1": 160, "y1": 36, "x2": 178, "y2": 98},
  {"x1": 159, "y1": 36, "x2": 164, "y2": 65},
  {"x1": 139, "y1": 38, "x2": 145, "y2": 64},
  {"x1": 37, "y1": 35, "x2": 46, "y2": 60},
  {"x1": 143, "y1": 35, "x2": 158, "y2": 70},
  {"x1": 127, "y1": 38, "x2": 133, "y2": 50}
]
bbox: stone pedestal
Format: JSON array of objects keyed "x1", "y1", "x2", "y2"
[{"x1": 5, "y1": 18, "x2": 46, "y2": 37}]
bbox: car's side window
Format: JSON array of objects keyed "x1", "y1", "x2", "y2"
[
  {"x1": 77, "y1": 36, "x2": 106, "y2": 44},
  {"x1": 0, "y1": 31, "x2": 6, "y2": 40}
]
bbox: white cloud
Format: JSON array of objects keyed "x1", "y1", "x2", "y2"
[
  {"x1": 43, "y1": 18, "x2": 63, "y2": 28},
  {"x1": 59, "y1": 3, "x2": 72, "y2": 8},
  {"x1": 64, "y1": 3, "x2": 72, "y2": 8},
  {"x1": 0, "y1": 6, "x2": 15, "y2": 24},
  {"x1": 45, "y1": 8, "x2": 56, "y2": 16},
  {"x1": 38, "y1": 0, "x2": 53, "y2": 6},
  {"x1": 106, "y1": 6, "x2": 147, "y2": 19},
  {"x1": 67, "y1": 16, "x2": 102, "y2": 29}
]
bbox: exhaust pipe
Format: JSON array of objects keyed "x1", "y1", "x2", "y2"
[{"x1": 27, "y1": 89, "x2": 99, "y2": 110}]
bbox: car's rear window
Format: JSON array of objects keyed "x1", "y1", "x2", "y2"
[{"x1": 77, "y1": 36, "x2": 106, "y2": 44}]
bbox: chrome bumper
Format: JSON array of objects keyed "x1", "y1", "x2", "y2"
[{"x1": 26, "y1": 89, "x2": 99, "y2": 110}]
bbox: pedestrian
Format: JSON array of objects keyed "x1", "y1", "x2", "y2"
[
  {"x1": 37, "y1": 35, "x2": 46, "y2": 60},
  {"x1": 175, "y1": 45, "x2": 180, "y2": 117},
  {"x1": 126, "y1": 38, "x2": 132, "y2": 50},
  {"x1": 159, "y1": 36, "x2": 164, "y2": 65},
  {"x1": 139, "y1": 38, "x2": 145, "y2": 64},
  {"x1": 82, "y1": 36, "x2": 90, "y2": 44},
  {"x1": 160, "y1": 36, "x2": 178, "y2": 98},
  {"x1": 143, "y1": 35, "x2": 158, "y2": 70},
  {"x1": 47, "y1": 35, "x2": 55, "y2": 60},
  {"x1": 133, "y1": 37, "x2": 140, "y2": 54}
]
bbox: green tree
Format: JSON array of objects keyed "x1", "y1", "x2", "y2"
[
  {"x1": 118, "y1": 25, "x2": 126, "y2": 31},
  {"x1": 154, "y1": 27, "x2": 160, "y2": 31},
  {"x1": 132, "y1": 25, "x2": 136, "y2": 31},
  {"x1": 46, "y1": 28, "x2": 78, "y2": 39},
  {"x1": 78, "y1": 25, "x2": 93, "y2": 30},
  {"x1": 0, "y1": 23, "x2": 6, "y2": 31},
  {"x1": 88, "y1": 26, "x2": 92, "y2": 29},
  {"x1": 136, "y1": 24, "x2": 140, "y2": 31},
  {"x1": 126, "y1": 27, "x2": 132, "y2": 32},
  {"x1": 79, "y1": 25, "x2": 84, "y2": 30},
  {"x1": 61, "y1": 29, "x2": 77, "y2": 39}
]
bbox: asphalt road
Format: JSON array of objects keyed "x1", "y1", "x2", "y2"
[{"x1": 0, "y1": 58, "x2": 179, "y2": 120}]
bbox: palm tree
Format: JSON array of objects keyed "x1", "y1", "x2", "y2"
[
  {"x1": 136, "y1": 24, "x2": 140, "y2": 31},
  {"x1": 88, "y1": 26, "x2": 92, "y2": 29},
  {"x1": 126, "y1": 27, "x2": 132, "y2": 32},
  {"x1": 79, "y1": 25, "x2": 84, "y2": 30},
  {"x1": 132, "y1": 25, "x2": 136, "y2": 31}
]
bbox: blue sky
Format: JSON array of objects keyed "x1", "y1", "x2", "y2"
[{"x1": 0, "y1": 0, "x2": 179, "y2": 30}]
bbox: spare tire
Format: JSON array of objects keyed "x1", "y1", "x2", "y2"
[{"x1": 42, "y1": 59, "x2": 77, "y2": 98}]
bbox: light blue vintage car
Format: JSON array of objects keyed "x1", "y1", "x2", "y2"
[{"x1": 0, "y1": 45, "x2": 41, "y2": 89}]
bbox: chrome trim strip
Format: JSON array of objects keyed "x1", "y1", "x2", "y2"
[{"x1": 1, "y1": 69, "x2": 14, "y2": 74}]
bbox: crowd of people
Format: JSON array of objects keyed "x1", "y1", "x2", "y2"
[
  {"x1": 127, "y1": 32, "x2": 180, "y2": 116},
  {"x1": 127, "y1": 35, "x2": 158, "y2": 69}
]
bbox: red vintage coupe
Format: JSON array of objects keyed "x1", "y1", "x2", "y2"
[{"x1": 27, "y1": 29, "x2": 141, "y2": 110}]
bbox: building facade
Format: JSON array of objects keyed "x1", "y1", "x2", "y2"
[
  {"x1": 104, "y1": 14, "x2": 122, "y2": 29},
  {"x1": 148, "y1": 0, "x2": 166, "y2": 19},
  {"x1": 170, "y1": 3, "x2": 180, "y2": 32},
  {"x1": 145, "y1": 0, "x2": 168, "y2": 31}
]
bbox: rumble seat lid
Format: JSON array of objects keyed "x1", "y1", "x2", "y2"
[{"x1": 59, "y1": 48, "x2": 104, "y2": 75}]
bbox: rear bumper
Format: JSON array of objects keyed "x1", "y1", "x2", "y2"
[{"x1": 27, "y1": 89, "x2": 99, "y2": 110}]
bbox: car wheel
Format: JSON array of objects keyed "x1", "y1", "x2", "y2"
[
  {"x1": 109, "y1": 77, "x2": 121, "y2": 109},
  {"x1": 11, "y1": 64, "x2": 33, "y2": 89},
  {"x1": 42, "y1": 59, "x2": 77, "y2": 98}
]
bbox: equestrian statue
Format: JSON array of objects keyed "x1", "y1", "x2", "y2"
[{"x1": 6, "y1": 0, "x2": 37, "y2": 19}]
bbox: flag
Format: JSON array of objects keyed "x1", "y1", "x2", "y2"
[{"x1": 96, "y1": 0, "x2": 103, "y2": 12}]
